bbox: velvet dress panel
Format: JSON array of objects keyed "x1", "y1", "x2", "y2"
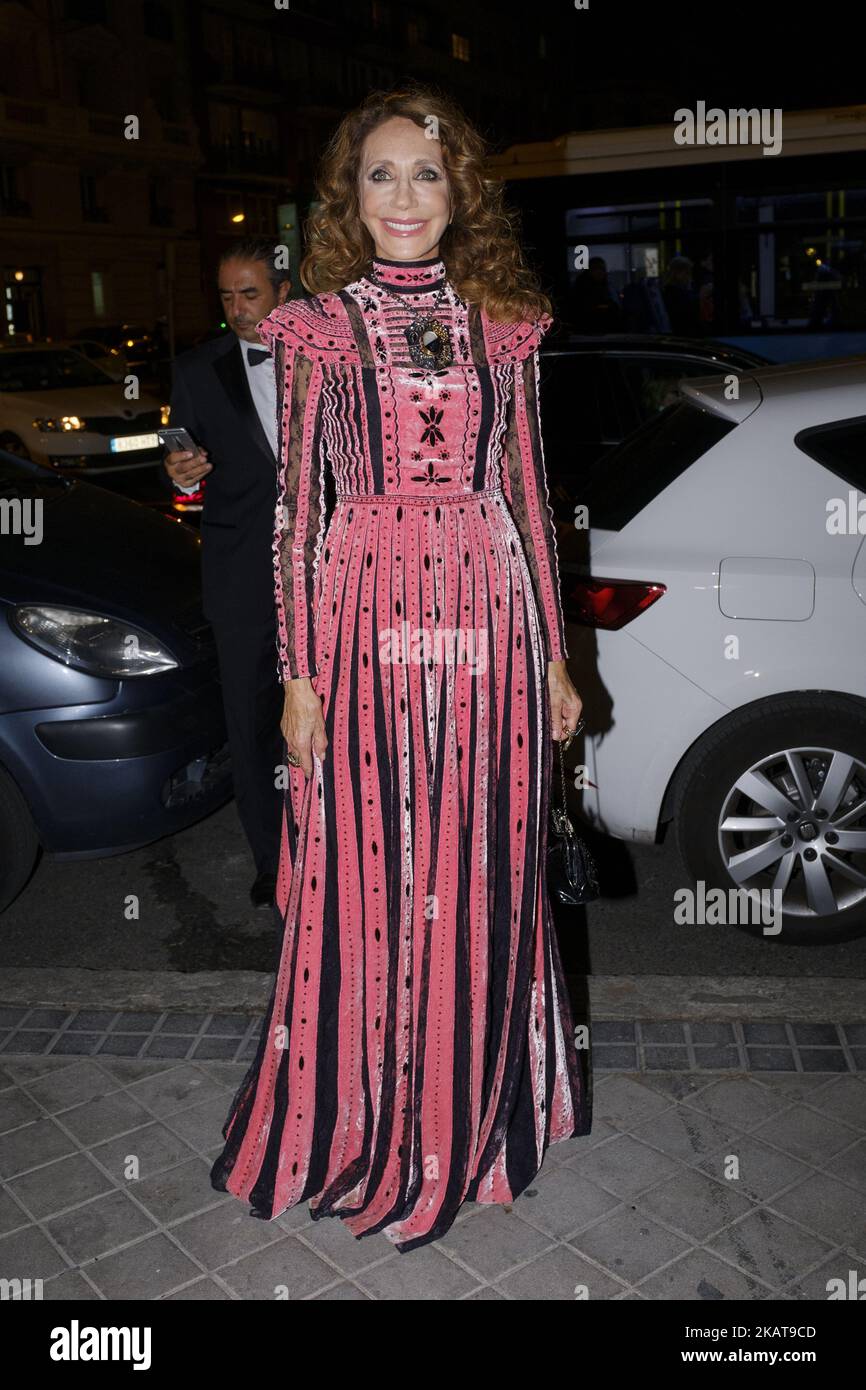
[{"x1": 210, "y1": 254, "x2": 591, "y2": 1253}]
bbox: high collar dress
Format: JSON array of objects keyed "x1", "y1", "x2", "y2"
[{"x1": 210, "y1": 253, "x2": 592, "y2": 1254}]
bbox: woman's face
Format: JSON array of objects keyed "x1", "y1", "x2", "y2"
[{"x1": 358, "y1": 115, "x2": 451, "y2": 262}]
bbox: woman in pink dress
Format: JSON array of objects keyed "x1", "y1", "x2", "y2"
[{"x1": 210, "y1": 85, "x2": 592, "y2": 1253}]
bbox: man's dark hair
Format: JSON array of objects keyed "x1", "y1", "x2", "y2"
[{"x1": 218, "y1": 237, "x2": 291, "y2": 292}]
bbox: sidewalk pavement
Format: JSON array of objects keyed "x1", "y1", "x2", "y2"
[{"x1": 0, "y1": 973, "x2": 864, "y2": 1301}]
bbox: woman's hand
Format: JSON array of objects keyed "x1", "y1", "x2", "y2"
[
  {"x1": 548, "y1": 659, "x2": 583, "y2": 743},
  {"x1": 281, "y1": 677, "x2": 328, "y2": 779}
]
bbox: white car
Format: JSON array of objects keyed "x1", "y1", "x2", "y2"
[
  {"x1": 561, "y1": 355, "x2": 866, "y2": 943},
  {"x1": 0, "y1": 344, "x2": 167, "y2": 479},
  {"x1": 66, "y1": 337, "x2": 129, "y2": 381}
]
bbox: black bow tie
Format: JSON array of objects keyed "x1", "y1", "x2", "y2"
[{"x1": 246, "y1": 348, "x2": 271, "y2": 366}]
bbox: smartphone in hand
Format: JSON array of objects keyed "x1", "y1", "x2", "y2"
[{"x1": 158, "y1": 426, "x2": 200, "y2": 456}]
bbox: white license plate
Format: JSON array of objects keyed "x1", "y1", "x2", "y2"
[{"x1": 110, "y1": 432, "x2": 160, "y2": 453}]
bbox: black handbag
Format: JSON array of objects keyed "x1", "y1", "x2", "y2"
[{"x1": 547, "y1": 719, "x2": 600, "y2": 906}]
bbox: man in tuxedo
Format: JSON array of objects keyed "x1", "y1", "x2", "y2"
[{"x1": 163, "y1": 239, "x2": 290, "y2": 907}]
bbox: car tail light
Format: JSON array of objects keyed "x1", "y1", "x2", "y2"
[{"x1": 564, "y1": 577, "x2": 666, "y2": 629}]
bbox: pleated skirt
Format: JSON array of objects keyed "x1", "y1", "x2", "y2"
[{"x1": 209, "y1": 486, "x2": 591, "y2": 1253}]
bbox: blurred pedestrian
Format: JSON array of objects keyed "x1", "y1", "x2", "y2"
[
  {"x1": 163, "y1": 239, "x2": 291, "y2": 908},
  {"x1": 567, "y1": 255, "x2": 622, "y2": 333},
  {"x1": 662, "y1": 255, "x2": 700, "y2": 335}
]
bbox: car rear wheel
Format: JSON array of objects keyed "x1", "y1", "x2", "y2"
[
  {"x1": 674, "y1": 694, "x2": 866, "y2": 944},
  {"x1": 0, "y1": 765, "x2": 39, "y2": 914}
]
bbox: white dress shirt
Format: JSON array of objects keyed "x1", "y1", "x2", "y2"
[{"x1": 175, "y1": 335, "x2": 276, "y2": 493}]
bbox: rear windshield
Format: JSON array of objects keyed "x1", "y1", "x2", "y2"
[
  {"x1": 795, "y1": 416, "x2": 866, "y2": 491},
  {"x1": 580, "y1": 400, "x2": 737, "y2": 531},
  {"x1": 0, "y1": 351, "x2": 113, "y2": 392}
]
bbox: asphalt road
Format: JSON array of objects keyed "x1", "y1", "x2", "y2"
[{"x1": 2, "y1": 800, "x2": 865, "y2": 977}]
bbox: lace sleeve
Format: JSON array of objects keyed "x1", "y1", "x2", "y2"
[
  {"x1": 266, "y1": 333, "x2": 327, "y2": 682},
  {"x1": 500, "y1": 340, "x2": 568, "y2": 663}
]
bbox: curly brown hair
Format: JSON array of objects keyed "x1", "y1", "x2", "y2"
[{"x1": 299, "y1": 82, "x2": 553, "y2": 324}]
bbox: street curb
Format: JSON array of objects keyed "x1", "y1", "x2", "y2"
[{"x1": 0, "y1": 969, "x2": 864, "y2": 1021}]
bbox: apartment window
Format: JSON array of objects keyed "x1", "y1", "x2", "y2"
[
  {"x1": 0, "y1": 166, "x2": 29, "y2": 217},
  {"x1": 80, "y1": 172, "x2": 107, "y2": 223},
  {"x1": 91, "y1": 270, "x2": 105, "y2": 317},
  {"x1": 451, "y1": 33, "x2": 470, "y2": 61},
  {"x1": 149, "y1": 177, "x2": 173, "y2": 227}
]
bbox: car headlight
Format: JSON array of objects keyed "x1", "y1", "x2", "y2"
[
  {"x1": 32, "y1": 416, "x2": 86, "y2": 432},
  {"x1": 12, "y1": 605, "x2": 178, "y2": 677},
  {"x1": 160, "y1": 403, "x2": 171, "y2": 425}
]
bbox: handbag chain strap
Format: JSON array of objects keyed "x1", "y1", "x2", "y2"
[
  {"x1": 551, "y1": 716, "x2": 586, "y2": 838},
  {"x1": 552, "y1": 740, "x2": 574, "y2": 837}
]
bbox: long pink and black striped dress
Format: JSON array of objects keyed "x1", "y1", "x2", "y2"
[{"x1": 210, "y1": 254, "x2": 591, "y2": 1253}]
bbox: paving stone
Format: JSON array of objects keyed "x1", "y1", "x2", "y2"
[
  {"x1": 637, "y1": 1247, "x2": 773, "y2": 1300},
  {"x1": 594, "y1": 1046, "x2": 639, "y2": 1069},
  {"x1": 164, "y1": 1278, "x2": 232, "y2": 1300},
  {"x1": 171, "y1": 1200, "x2": 290, "y2": 1269},
  {"x1": 50, "y1": 1034, "x2": 100, "y2": 1056},
  {"x1": 791, "y1": 1023, "x2": 842, "y2": 1046},
  {"x1": 751, "y1": 1105, "x2": 861, "y2": 1164},
  {"x1": 496, "y1": 1242, "x2": 624, "y2": 1300},
  {"x1": 0, "y1": 1117, "x2": 78, "y2": 1179},
  {"x1": 127, "y1": 1156, "x2": 223, "y2": 1226},
  {"x1": 688, "y1": 1024, "x2": 736, "y2": 1045},
  {"x1": 592, "y1": 1021, "x2": 636, "y2": 1043},
  {"x1": 96, "y1": 1036, "x2": 146, "y2": 1058},
  {"x1": 641, "y1": 1023, "x2": 687, "y2": 1044},
  {"x1": 85, "y1": 1231, "x2": 201, "y2": 1299},
  {"x1": 591, "y1": 1075, "x2": 673, "y2": 1129},
  {"x1": 1, "y1": 1032, "x2": 56, "y2": 1054},
  {"x1": 17, "y1": 1060, "x2": 117, "y2": 1114},
  {"x1": 0, "y1": 1221, "x2": 69, "y2": 1281},
  {"x1": 41, "y1": 1269, "x2": 101, "y2": 1300},
  {"x1": 743, "y1": 1022, "x2": 789, "y2": 1045},
  {"x1": 683, "y1": 1076, "x2": 791, "y2": 1131},
  {"x1": 91, "y1": 1121, "x2": 197, "y2": 1183},
  {"x1": 799, "y1": 1050, "x2": 849, "y2": 1073},
  {"x1": 561, "y1": 1132, "x2": 683, "y2": 1199},
  {"x1": 312, "y1": 1280, "x2": 372, "y2": 1299},
  {"x1": 298, "y1": 1207, "x2": 393, "y2": 1274},
  {"x1": 803, "y1": 1075, "x2": 866, "y2": 1129},
  {"x1": 692, "y1": 1047, "x2": 741, "y2": 1070},
  {"x1": 635, "y1": 1167, "x2": 755, "y2": 1241},
  {"x1": 437, "y1": 1204, "x2": 552, "y2": 1280},
  {"x1": 746, "y1": 1048, "x2": 797, "y2": 1071},
  {"x1": 513, "y1": 1162, "x2": 620, "y2": 1239},
  {"x1": 0, "y1": 1088, "x2": 43, "y2": 1133},
  {"x1": 8, "y1": 1151, "x2": 115, "y2": 1220},
  {"x1": 629, "y1": 1105, "x2": 740, "y2": 1163},
  {"x1": 355, "y1": 1242, "x2": 479, "y2": 1299},
  {"x1": 161, "y1": 1093, "x2": 232, "y2": 1151},
  {"x1": 568, "y1": 1204, "x2": 692, "y2": 1283},
  {"x1": 123, "y1": 1064, "x2": 227, "y2": 1117},
  {"x1": 769, "y1": 1172, "x2": 866, "y2": 1251},
  {"x1": 143, "y1": 1036, "x2": 194, "y2": 1060},
  {"x1": 785, "y1": 1250, "x2": 866, "y2": 1300},
  {"x1": 57, "y1": 1090, "x2": 153, "y2": 1148},
  {"x1": 45, "y1": 1189, "x2": 156, "y2": 1264},
  {"x1": 68, "y1": 1011, "x2": 118, "y2": 1032},
  {"x1": 824, "y1": 1138, "x2": 866, "y2": 1192},
  {"x1": 706, "y1": 1209, "x2": 834, "y2": 1290},
  {"x1": 644, "y1": 1046, "x2": 691, "y2": 1070},
  {"x1": 217, "y1": 1233, "x2": 342, "y2": 1300},
  {"x1": 695, "y1": 1134, "x2": 813, "y2": 1202}
]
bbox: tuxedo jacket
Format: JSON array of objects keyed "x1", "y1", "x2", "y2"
[{"x1": 169, "y1": 333, "x2": 288, "y2": 630}]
